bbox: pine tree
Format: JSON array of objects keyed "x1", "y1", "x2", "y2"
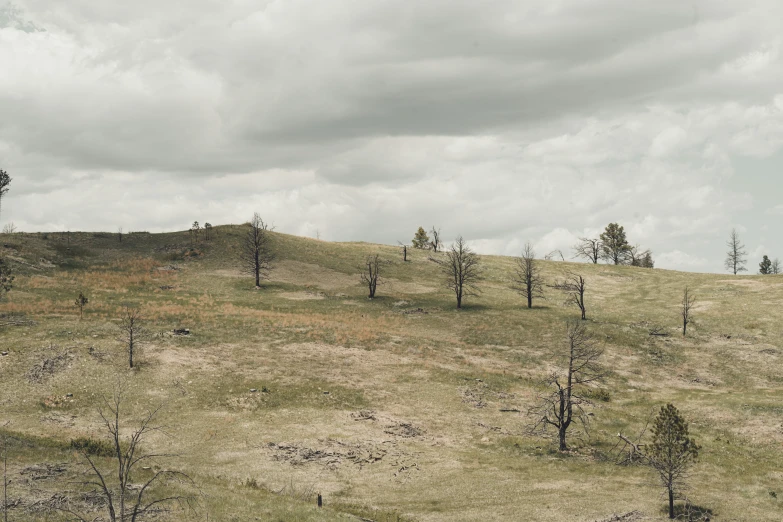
[
  {"x1": 759, "y1": 255, "x2": 772, "y2": 274},
  {"x1": 412, "y1": 226, "x2": 430, "y2": 249},
  {"x1": 599, "y1": 223, "x2": 631, "y2": 265},
  {"x1": 649, "y1": 404, "x2": 700, "y2": 519}
]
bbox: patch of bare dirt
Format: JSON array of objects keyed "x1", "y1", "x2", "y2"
[
  {"x1": 594, "y1": 512, "x2": 648, "y2": 522},
  {"x1": 20, "y1": 463, "x2": 68, "y2": 481},
  {"x1": 279, "y1": 291, "x2": 325, "y2": 300},
  {"x1": 27, "y1": 346, "x2": 72, "y2": 383}
]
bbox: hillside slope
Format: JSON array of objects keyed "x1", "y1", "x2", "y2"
[{"x1": 1, "y1": 226, "x2": 782, "y2": 521}]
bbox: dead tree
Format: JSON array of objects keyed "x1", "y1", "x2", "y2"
[
  {"x1": 429, "y1": 227, "x2": 443, "y2": 253},
  {"x1": 552, "y1": 272, "x2": 587, "y2": 320},
  {"x1": 772, "y1": 258, "x2": 782, "y2": 275},
  {"x1": 117, "y1": 227, "x2": 123, "y2": 243},
  {"x1": 359, "y1": 254, "x2": 384, "y2": 298},
  {"x1": 75, "y1": 292, "x2": 89, "y2": 320},
  {"x1": 512, "y1": 242, "x2": 544, "y2": 309},
  {"x1": 2, "y1": 422, "x2": 8, "y2": 522},
  {"x1": 204, "y1": 223, "x2": 212, "y2": 241},
  {"x1": 118, "y1": 307, "x2": 144, "y2": 369},
  {"x1": 397, "y1": 241, "x2": 408, "y2": 262},
  {"x1": 724, "y1": 228, "x2": 747, "y2": 274},
  {"x1": 240, "y1": 213, "x2": 275, "y2": 288},
  {"x1": 528, "y1": 321, "x2": 604, "y2": 451},
  {"x1": 190, "y1": 221, "x2": 200, "y2": 246},
  {"x1": 0, "y1": 170, "x2": 11, "y2": 223},
  {"x1": 434, "y1": 235, "x2": 482, "y2": 309},
  {"x1": 681, "y1": 287, "x2": 695, "y2": 336},
  {"x1": 62, "y1": 385, "x2": 197, "y2": 522},
  {"x1": 629, "y1": 245, "x2": 653, "y2": 267},
  {"x1": 573, "y1": 237, "x2": 601, "y2": 264}
]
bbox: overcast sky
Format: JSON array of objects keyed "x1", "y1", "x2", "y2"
[{"x1": 2, "y1": 1, "x2": 782, "y2": 273}]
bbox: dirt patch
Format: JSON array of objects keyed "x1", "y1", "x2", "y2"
[
  {"x1": 271, "y1": 261, "x2": 356, "y2": 290},
  {"x1": 279, "y1": 291, "x2": 325, "y2": 300},
  {"x1": 267, "y1": 438, "x2": 417, "y2": 473},
  {"x1": 27, "y1": 347, "x2": 73, "y2": 383},
  {"x1": 20, "y1": 463, "x2": 68, "y2": 481},
  {"x1": 594, "y1": 512, "x2": 648, "y2": 522}
]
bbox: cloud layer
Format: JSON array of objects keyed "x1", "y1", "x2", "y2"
[{"x1": 2, "y1": 0, "x2": 783, "y2": 272}]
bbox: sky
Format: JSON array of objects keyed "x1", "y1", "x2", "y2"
[{"x1": 1, "y1": 1, "x2": 782, "y2": 273}]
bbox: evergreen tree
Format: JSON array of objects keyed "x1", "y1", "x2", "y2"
[
  {"x1": 649, "y1": 404, "x2": 700, "y2": 519},
  {"x1": 599, "y1": 223, "x2": 631, "y2": 265},
  {"x1": 412, "y1": 226, "x2": 430, "y2": 249},
  {"x1": 759, "y1": 255, "x2": 772, "y2": 274}
]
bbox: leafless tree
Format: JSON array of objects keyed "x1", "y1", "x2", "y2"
[
  {"x1": 573, "y1": 237, "x2": 602, "y2": 264},
  {"x1": 552, "y1": 272, "x2": 587, "y2": 320},
  {"x1": 772, "y1": 258, "x2": 782, "y2": 275},
  {"x1": 544, "y1": 249, "x2": 565, "y2": 261},
  {"x1": 629, "y1": 245, "x2": 653, "y2": 267},
  {"x1": 2, "y1": 421, "x2": 8, "y2": 522},
  {"x1": 681, "y1": 287, "x2": 695, "y2": 336},
  {"x1": 1, "y1": 223, "x2": 16, "y2": 235},
  {"x1": 204, "y1": 222, "x2": 212, "y2": 241},
  {"x1": 240, "y1": 213, "x2": 275, "y2": 288},
  {"x1": 528, "y1": 321, "x2": 604, "y2": 451},
  {"x1": 190, "y1": 221, "x2": 200, "y2": 246},
  {"x1": 62, "y1": 385, "x2": 197, "y2": 522},
  {"x1": 429, "y1": 227, "x2": 443, "y2": 253},
  {"x1": 513, "y1": 242, "x2": 544, "y2": 309},
  {"x1": 724, "y1": 228, "x2": 747, "y2": 274},
  {"x1": 0, "y1": 170, "x2": 11, "y2": 223},
  {"x1": 434, "y1": 235, "x2": 482, "y2": 309},
  {"x1": 118, "y1": 307, "x2": 144, "y2": 369},
  {"x1": 118, "y1": 227, "x2": 123, "y2": 243},
  {"x1": 359, "y1": 254, "x2": 384, "y2": 298}
]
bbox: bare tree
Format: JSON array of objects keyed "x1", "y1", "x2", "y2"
[
  {"x1": 63, "y1": 385, "x2": 197, "y2": 522},
  {"x1": 724, "y1": 228, "x2": 747, "y2": 274},
  {"x1": 629, "y1": 245, "x2": 653, "y2": 267},
  {"x1": 118, "y1": 227, "x2": 123, "y2": 243},
  {"x1": 240, "y1": 213, "x2": 275, "y2": 288},
  {"x1": 552, "y1": 272, "x2": 587, "y2": 320},
  {"x1": 2, "y1": 422, "x2": 8, "y2": 522},
  {"x1": 513, "y1": 242, "x2": 544, "y2": 309},
  {"x1": 772, "y1": 258, "x2": 782, "y2": 275},
  {"x1": 359, "y1": 254, "x2": 384, "y2": 298},
  {"x1": 429, "y1": 227, "x2": 442, "y2": 253},
  {"x1": 435, "y1": 235, "x2": 482, "y2": 309},
  {"x1": 118, "y1": 307, "x2": 144, "y2": 369},
  {"x1": 572, "y1": 237, "x2": 602, "y2": 264},
  {"x1": 75, "y1": 292, "x2": 89, "y2": 320},
  {"x1": 1, "y1": 223, "x2": 16, "y2": 235},
  {"x1": 0, "y1": 170, "x2": 11, "y2": 222},
  {"x1": 528, "y1": 321, "x2": 604, "y2": 451},
  {"x1": 681, "y1": 287, "x2": 695, "y2": 336},
  {"x1": 396, "y1": 241, "x2": 408, "y2": 262},
  {"x1": 204, "y1": 222, "x2": 212, "y2": 241}
]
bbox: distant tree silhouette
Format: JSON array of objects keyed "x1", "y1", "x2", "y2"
[
  {"x1": 429, "y1": 227, "x2": 443, "y2": 253},
  {"x1": 724, "y1": 229, "x2": 747, "y2": 274},
  {"x1": 759, "y1": 255, "x2": 772, "y2": 274},
  {"x1": 772, "y1": 258, "x2": 781, "y2": 275},
  {"x1": 204, "y1": 222, "x2": 213, "y2": 241},
  {"x1": 0, "y1": 170, "x2": 11, "y2": 222}
]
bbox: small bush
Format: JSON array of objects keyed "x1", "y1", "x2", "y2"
[
  {"x1": 583, "y1": 388, "x2": 611, "y2": 402},
  {"x1": 70, "y1": 437, "x2": 115, "y2": 457}
]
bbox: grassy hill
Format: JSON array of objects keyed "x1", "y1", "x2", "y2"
[{"x1": 0, "y1": 226, "x2": 781, "y2": 521}]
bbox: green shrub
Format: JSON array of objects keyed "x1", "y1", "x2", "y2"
[{"x1": 70, "y1": 437, "x2": 115, "y2": 457}]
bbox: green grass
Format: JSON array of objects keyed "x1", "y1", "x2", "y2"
[{"x1": 1, "y1": 226, "x2": 783, "y2": 520}]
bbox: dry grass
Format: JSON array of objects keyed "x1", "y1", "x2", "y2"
[{"x1": 1, "y1": 226, "x2": 783, "y2": 521}]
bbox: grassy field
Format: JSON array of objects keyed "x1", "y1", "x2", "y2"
[{"x1": 0, "y1": 225, "x2": 781, "y2": 521}]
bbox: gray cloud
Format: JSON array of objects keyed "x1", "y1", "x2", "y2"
[{"x1": 2, "y1": 0, "x2": 783, "y2": 272}]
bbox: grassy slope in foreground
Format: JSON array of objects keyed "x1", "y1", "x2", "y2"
[{"x1": 0, "y1": 226, "x2": 781, "y2": 521}]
